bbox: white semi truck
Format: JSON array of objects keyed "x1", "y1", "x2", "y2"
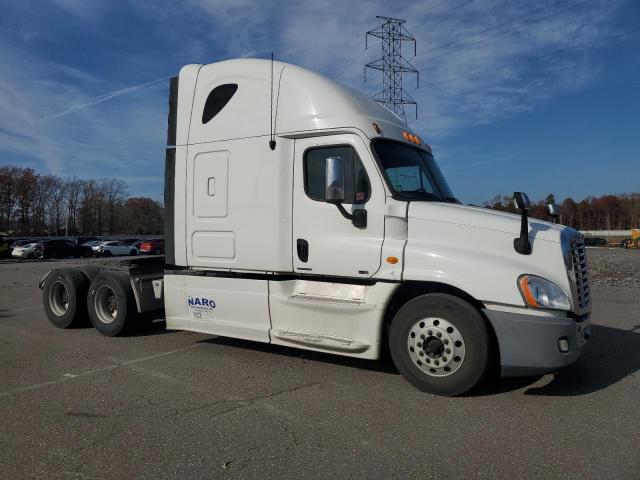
[{"x1": 40, "y1": 59, "x2": 591, "y2": 396}]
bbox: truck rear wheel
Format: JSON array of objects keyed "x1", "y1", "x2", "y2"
[
  {"x1": 389, "y1": 293, "x2": 490, "y2": 396},
  {"x1": 87, "y1": 272, "x2": 138, "y2": 336},
  {"x1": 42, "y1": 268, "x2": 90, "y2": 328}
]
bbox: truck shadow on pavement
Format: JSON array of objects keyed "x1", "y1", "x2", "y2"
[
  {"x1": 200, "y1": 324, "x2": 640, "y2": 396},
  {"x1": 201, "y1": 336, "x2": 399, "y2": 374},
  {"x1": 524, "y1": 324, "x2": 640, "y2": 396}
]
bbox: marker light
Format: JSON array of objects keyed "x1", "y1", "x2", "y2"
[
  {"x1": 372, "y1": 122, "x2": 382, "y2": 135},
  {"x1": 386, "y1": 256, "x2": 399, "y2": 264},
  {"x1": 518, "y1": 275, "x2": 571, "y2": 311},
  {"x1": 402, "y1": 131, "x2": 421, "y2": 145}
]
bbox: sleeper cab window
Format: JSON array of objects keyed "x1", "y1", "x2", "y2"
[
  {"x1": 202, "y1": 84, "x2": 238, "y2": 124},
  {"x1": 304, "y1": 145, "x2": 370, "y2": 204}
]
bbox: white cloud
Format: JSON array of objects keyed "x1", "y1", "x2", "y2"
[{"x1": 0, "y1": 0, "x2": 634, "y2": 197}]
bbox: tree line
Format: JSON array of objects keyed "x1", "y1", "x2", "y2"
[
  {"x1": 0, "y1": 165, "x2": 164, "y2": 236},
  {"x1": 484, "y1": 193, "x2": 640, "y2": 231}
]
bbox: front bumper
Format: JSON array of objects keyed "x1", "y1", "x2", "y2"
[{"x1": 483, "y1": 309, "x2": 591, "y2": 377}]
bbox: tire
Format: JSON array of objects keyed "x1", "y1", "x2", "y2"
[
  {"x1": 42, "y1": 268, "x2": 90, "y2": 328},
  {"x1": 389, "y1": 293, "x2": 491, "y2": 396},
  {"x1": 130, "y1": 249, "x2": 137, "y2": 256},
  {"x1": 87, "y1": 272, "x2": 138, "y2": 336},
  {"x1": 27, "y1": 253, "x2": 34, "y2": 260},
  {"x1": 635, "y1": 238, "x2": 640, "y2": 249}
]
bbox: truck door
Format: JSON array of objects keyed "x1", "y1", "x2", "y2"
[{"x1": 292, "y1": 134, "x2": 385, "y2": 278}]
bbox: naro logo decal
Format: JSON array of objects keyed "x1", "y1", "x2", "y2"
[{"x1": 187, "y1": 297, "x2": 216, "y2": 308}]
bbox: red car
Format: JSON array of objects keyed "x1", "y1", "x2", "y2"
[{"x1": 139, "y1": 239, "x2": 164, "y2": 255}]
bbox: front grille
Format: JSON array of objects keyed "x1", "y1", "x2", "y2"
[{"x1": 571, "y1": 237, "x2": 591, "y2": 309}]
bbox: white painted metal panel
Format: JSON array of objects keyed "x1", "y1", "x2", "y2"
[
  {"x1": 194, "y1": 151, "x2": 228, "y2": 218},
  {"x1": 269, "y1": 280, "x2": 398, "y2": 360},
  {"x1": 171, "y1": 275, "x2": 271, "y2": 342},
  {"x1": 292, "y1": 134, "x2": 386, "y2": 278},
  {"x1": 192, "y1": 231, "x2": 235, "y2": 259},
  {"x1": 185, "y1": 136, "x2": 294, "y2": 271},
  {"x1": 404, "y1": 202, "x2": 568, "y2": 308}
]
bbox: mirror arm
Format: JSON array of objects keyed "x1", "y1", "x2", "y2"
[
  {"x1": 513, "y1": 208, "x2": 532, "y2": 255},
  {"x1": 331, "y1": 201, "x2": 354, "y2": 220}
]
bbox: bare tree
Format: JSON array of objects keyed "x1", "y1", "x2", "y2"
[
  {"x1": 102, "y1": 178, "x2": 127, "y2": 235},
  {"x1": 0, "y1": 166, "x2": 20, "y2": 233},
  {"x1": 64, "y1": 177, "x2": 84, "y2": 236}
]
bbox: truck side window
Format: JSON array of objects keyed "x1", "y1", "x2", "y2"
[
  {"x1": 202, "y1": 84, "x2": 238, "y2": 124},
  {"x1": 304, "y1": 146, "x2": 370, "y2": 204}
]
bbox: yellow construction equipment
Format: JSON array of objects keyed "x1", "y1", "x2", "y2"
[{"x1": 622, "y1": 229, "x2": 640, "y2": 249}]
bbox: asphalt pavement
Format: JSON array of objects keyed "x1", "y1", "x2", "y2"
[{"x1": 0, "y1": 252, "x2": 638, "y2": 479}]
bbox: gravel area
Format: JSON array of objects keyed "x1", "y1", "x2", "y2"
[{"x1": 587, "y1": 247, "x2": 640, "y2": 289}]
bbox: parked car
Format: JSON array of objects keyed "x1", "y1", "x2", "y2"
[
  {"x1": 11, "y1": 242, "x2": 39, "y2": 259},
  {"x1": 82, "y1": 240, "x2": 104, "y2": 248},
  {"x1": 9, "y1": 238, "x2": 39, "y2": 252},
  {"x1": 121, "y1": 238, "x2": 142, "y2": 246},
  {"x1": 76, "y1": 236, "x2": 101, "y2": 245},
  {"x1": 34, "y1": 239, "x2": 93, "y2": 259},
  {"x1": 93, "y1": 240, "x2": 138, "y2": 257},
  {"x1": 139, "y1": 239, "x2": 164, "y2": 255}
]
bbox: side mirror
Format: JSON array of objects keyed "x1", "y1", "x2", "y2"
[
  {"x1": 513, "y1": 191, "x2": 532, "y2": 255},
  {"x1": 325, "y1": 156, "x2": 345, "y2": 203},
  {"x1": 352, "y1": 209, "x2": 367, "y2": 228},
  {"x1": 513, "y1": 192, "x2": 531, "y2": 210},
  {"x1": 546, "y1": 203, "x2": 560, "y2": 219}
]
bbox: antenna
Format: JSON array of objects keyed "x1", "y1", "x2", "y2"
[
  {"x1": 269, "y1": 52, "x2": 276, "y2": 151},
  {"x1": 365, "y1": 16, "x2": 419, "y2": 121}
]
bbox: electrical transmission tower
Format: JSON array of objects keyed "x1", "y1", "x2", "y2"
[{"x1": 365, "y1": 16, "x2": 419, "y2": 121}]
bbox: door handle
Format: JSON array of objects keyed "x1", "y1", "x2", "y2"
[{"x1": 297, "y1": 239, "x2": 309, "y2": 263}]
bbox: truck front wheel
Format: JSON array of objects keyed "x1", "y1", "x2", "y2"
[
  {"x1": 389, "y1": 293, "x2": 491, "y2": 396},
  {"x1": 87, "y1": 272, "x2": 137, "y2": 336}
]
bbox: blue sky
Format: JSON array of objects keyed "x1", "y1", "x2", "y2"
[{"x1": 0, "y1": 0, "x2": 639, "y2": 204}]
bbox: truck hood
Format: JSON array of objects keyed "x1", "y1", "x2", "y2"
[{"x1": 408, "y1": 202, "x2": 563, "y2": 244}]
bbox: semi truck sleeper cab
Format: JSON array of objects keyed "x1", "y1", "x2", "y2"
[{"x1": 40, "y1": 59, "x2": 591, "y2": 396}]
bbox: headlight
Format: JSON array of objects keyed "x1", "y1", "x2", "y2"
[{"x1": 518, "y1": 275, "x2": 571, "y2": 311}]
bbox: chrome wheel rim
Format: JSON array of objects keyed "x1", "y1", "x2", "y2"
[
  {"x1": 49, "y1": 281, "x2": 69, "y2": 316},
  {"x1": 95, "y1": 285, "x2": 118, "y2": 324},
  {"x1": 407, "y1": 317, "x2": 466, "y2": 377}
]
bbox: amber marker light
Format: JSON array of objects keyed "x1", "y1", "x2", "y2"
[
  {"x1": 402, "y1": 131, "x2": 422, "y2": 145},
  {"x1": 518, "y1": 275, "x2": 539, "y2": 308},
  {"x1": 386, "y1": 256, "x2": 399, "y2": 264}
]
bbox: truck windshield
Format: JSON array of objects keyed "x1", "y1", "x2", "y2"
[{"x1": 371, "y1": 139, "x2": 457, "y2": 202}]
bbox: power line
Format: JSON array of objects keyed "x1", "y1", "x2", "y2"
[
  {"x1": 416, "y1": 30, "x2": 630, "y2": 92},
  {"x1": 337, "y1": 48, "x2": 367, "y2": 77},
  {"x1": 409, "y1": 79, "x2": 640, "y2": 122},
  {"x1": 412, "y1": 0, "x2": 476, "y2": 28},
  {"x1": 414, "y1": 0, "x2": 589, "y2": 62}
]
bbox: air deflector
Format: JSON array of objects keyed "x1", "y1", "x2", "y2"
[{"x1": 202, "y1": 84, "x2": 238, "y2": 124}]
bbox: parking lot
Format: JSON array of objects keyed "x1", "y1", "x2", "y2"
[{"x1": 0, "y1": 249, "x2": 639, "y2": 480}]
